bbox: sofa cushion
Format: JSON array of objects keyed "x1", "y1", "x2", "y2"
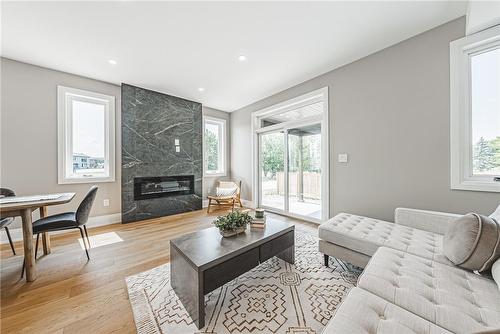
[
  {"x1": 443, "y1": 213, "x2": 500, "y2": 272},
  {"x1": 318, "y1": 213, "x2": 453, "y2": 265},
  {"x1": 358, "y1": 247, "x2": 500, "y2": 334},
  {"x1": 324, "y1": 287, "x2": 452, "y2": 334}
]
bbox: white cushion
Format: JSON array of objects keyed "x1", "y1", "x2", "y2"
[
  {"x1": 489, "y1": 204, "x2": 500, "y2": 222},
  {"x1": 324, "y1": 287, "x2": 452, "y2": 334},
  {"x1": 319, "y1": 213, "x2": 453, "y2": 265},
  {"x1": 358, "y1": 247, "x2": 500, "y2": 334},
  {"x1": 216, "y1": 187, "x2": 237, "y2": 196},
  {"x1": 492, "y1": 257, "x2": 500, "y2": 291}
]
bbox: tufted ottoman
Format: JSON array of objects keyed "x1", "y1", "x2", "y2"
[{"x1": 318, "y1": 208, "x2": 460, "y2": 268}]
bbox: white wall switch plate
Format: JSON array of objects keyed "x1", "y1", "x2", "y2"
[
  {"x1": 175, "y1": 139, "x2": 180, "y2": 145},
  {"x1": 103, "y1": 199, "x2": 110, "y2": 207},
  {"x1": 175, "y1": 146, "x2": 180, "y2": 152},
  {"x1": 338, "y1": 153, "x2": 348, "y2": 163}
]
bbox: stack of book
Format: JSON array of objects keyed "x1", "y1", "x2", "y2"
[{"x1": 251, "y1": 216, "x2": 266, "y2": 228}]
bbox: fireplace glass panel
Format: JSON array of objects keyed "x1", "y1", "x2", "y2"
[{"x1": 134, "y1": 175, "x2": 194, "y2": 200}]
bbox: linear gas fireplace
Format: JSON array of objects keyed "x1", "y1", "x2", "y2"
[{"x1": 134, "y1": 175, "x2": 195, "y2": 201}]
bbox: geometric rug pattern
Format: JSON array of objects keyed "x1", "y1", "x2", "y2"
[{"x1": 126, "y1": 231, "x2": 362, "y2": 334}]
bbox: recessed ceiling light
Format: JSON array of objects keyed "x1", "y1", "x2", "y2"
[
  {"x1": 238, "y1": 55, "x2": 247, "y2": 62},
  {"x1": 108, "y1": 59, "x2": 117, "y2": 65},
  {"x1": 198, "y1": 87, "x2": 205, "y2": 92}
]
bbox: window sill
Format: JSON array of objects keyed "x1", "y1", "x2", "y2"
[
  {"x1": 58, "y1": 176, "x2": 116, "y2": 185},
  {"x1": 204, "y1": 173, "x2": 227, "y2": 178},
  {"x1": 451, "y1": 180, "x2": 500, "y2": 193}
]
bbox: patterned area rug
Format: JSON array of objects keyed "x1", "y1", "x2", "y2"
[{"x1": 126, "y1": 231, "x2": 362, "y2": 334}]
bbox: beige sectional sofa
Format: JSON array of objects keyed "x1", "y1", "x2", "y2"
[{"x1": 319, "y1": 206, "x2": 500, "y2": 334}]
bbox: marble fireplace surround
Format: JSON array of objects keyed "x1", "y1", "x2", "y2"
[{"x1": 121, "y1": 84, "x2": 202, "y2": 223}]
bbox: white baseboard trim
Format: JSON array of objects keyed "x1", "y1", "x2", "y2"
[{"x1": 0, "y1": 213, "x2": 121, "y2": 244}]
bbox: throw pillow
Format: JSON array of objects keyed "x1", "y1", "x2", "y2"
[
  {"x1": 443, "y1": 213, "x2": 500, "y2": 272},
  {"x1": 216, "y1": 187, "x2": 237, "y2": 197}
]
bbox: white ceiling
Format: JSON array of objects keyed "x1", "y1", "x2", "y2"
[{"x1": 1, "y1": 1, "x2": 467, "y2": 112}]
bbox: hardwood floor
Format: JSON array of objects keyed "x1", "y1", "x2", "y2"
[{"x1": 0, "y1": 209, "x2": 317, "y2": 333}]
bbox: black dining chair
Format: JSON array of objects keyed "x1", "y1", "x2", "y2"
[
  {"x1": 0, "y1": 188, "x2": 17, "y2": 255},
  {"x1": 21, "y1": 186, "x2": 98, "y2": 277}
]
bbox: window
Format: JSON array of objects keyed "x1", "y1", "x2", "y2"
[
  {"x1": 57, "y1": 86, "x2": 115, "y2": 184},
  {"x1": 450, "y1": 25, "x2": 500, "y2": 192},
  {"x1": 203, "y1": 116, "x2": 226, "y2": 176}
]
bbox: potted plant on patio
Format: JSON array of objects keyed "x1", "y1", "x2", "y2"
[{"x1": 213, "y1": 210, "x2": 253, "y2": 237}]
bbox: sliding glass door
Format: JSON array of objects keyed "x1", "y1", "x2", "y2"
[
  {"x1": 259, "y1": 130, "x2": 285, "y2": 210},
  {"x1": 258, "y1": 122, "x2": 323, "y2": 221},
  {"x1": 254, "y1": 88, "x2": 328, "y2": 223},
  {"x1": 287, "y1": 124, "x2": 322, "y2": 220}
]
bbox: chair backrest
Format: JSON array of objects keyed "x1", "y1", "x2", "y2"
[
  {"x1": 218, "y1": 180, "x2": 241, "y2": 196},
  {"x1": 76, "y1": 186, "x2": 98, "y2": 226},
  {"x1": 0, "y1": 188, "x2": 16, "y2": 228},
  {"x1": 0, "y1": 188, "x2": 15, "y2": 198}
]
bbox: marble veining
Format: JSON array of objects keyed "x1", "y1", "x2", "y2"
[{"x1": 121, "y1": 84, "x2": 202, "y2": 223}]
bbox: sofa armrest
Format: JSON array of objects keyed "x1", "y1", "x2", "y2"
[{"x1": 394, "y1": 208, "x2": 461, "y2": 235}]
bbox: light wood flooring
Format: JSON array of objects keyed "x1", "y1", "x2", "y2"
[{"x1": 0, "y1": 209, "x2": 317, "y2": 334}]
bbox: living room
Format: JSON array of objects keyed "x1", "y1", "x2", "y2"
[{"x1": 1, "y1": 1, "x2": 499, "y2": 333}]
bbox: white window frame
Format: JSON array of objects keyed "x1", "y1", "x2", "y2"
[
  {"x1": 450, "y1": 25, "x2": 500, "y2": 193},
  {"x1": 57, "y1": 86, "x2": 116, "y2": 184},
  {"x1": 251, "y1": 87, "x2": 329, "y2": 223},
  {"x1": 203, "y1": 116, "x2": 227, "y2": 177}
]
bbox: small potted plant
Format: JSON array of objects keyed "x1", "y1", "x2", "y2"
[{"x1": 213, "y1": 210, "x2": 253, "y2": 237}]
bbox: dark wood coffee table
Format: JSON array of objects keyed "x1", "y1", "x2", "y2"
[{"x1": 170, "y1": 220, "x2": 294, "y2": 328}]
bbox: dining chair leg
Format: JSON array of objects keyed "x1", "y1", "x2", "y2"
[
  {"x1": 78, "y1": 227, "x2": 90, "y2": 260},
  {"x1": 207, "y1": 198, "x2": 211, "y2": 213},
  {"x1": 83, "y1": 225, "x2": 90, "y2": 249},
  {"x1": 5, "y1": 227, "x2": 16, "y2": 255},
  {"x1": 34, "y1": 233, "x2": 40, "y2": 259}
]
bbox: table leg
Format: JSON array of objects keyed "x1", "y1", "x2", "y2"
[
  {"x1": 276, "y1": 231, "x2": 295, "y2": 264},
  {"x1": 277, "y1": 245, "x2": 295, "y2": 264},
  {"x1": 20, "y1": 208, "x2": 36, "y2": 282},
  {"x1": 39, "y1": 206, "x2": 51, "y2": 255},
  {"x1": 170, "y1": 244, "x2": 204, "y2": 329}
]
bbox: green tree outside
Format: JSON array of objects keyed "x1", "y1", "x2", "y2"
[
  {"x1": 261, "y1": 133, "x2": 284, "y2": 178},
  {"x1": 205, "y1": 129, "x2": 218, "y2": 171},
  {"x1": 489, "y1": 136, "x2": 500, "y2": 166},
  {"x1": 261, "y1": 133, "x2": 321, "y2": 178},
  {"x1": 473, "y1": 136, "x2": 500, "y2": 173}
]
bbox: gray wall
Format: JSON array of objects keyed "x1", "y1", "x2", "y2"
[
  {"x1": 1, "y1": 58, "x2": 122, "y2": 225},
  {"x1": 202, "y1": 106, "x2": 232, "y2": 199},
  {"x1": 230, "y1": 17, "x2": 499, "y2": 222}
]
